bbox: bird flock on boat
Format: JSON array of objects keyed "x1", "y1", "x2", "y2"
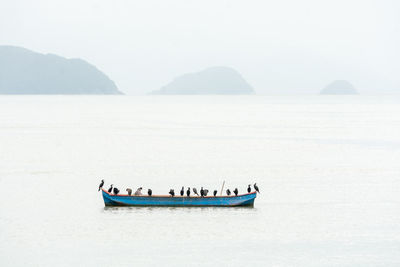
[{"x1": 99, "y1": 180, "x2": 260, "y2": 197}]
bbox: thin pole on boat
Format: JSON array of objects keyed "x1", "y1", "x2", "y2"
[{"x1": 220, "y1": 180, "x2": 225, "y2": 196}]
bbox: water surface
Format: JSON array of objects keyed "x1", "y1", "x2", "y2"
[{"x1": 0, "y1": 96, "x2": 399, "y2": 266}]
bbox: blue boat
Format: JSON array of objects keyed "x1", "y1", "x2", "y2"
[{"x1": 101, "y1": 189, "x2": 257, "y2": 207}]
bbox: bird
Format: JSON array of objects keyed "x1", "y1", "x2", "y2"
[
  {"x1": 200, "y1": 187, "x2": 204, "y2": 197},
  {"x1": 193, "y1": 188, "x2": 199, "y2": 196},
  {"x1": 98, "y1": 179, "x2": 104, "y2": 191},
  {"x1": 254, "y1": 183, "x2": 260, "y2": 193},
  {"x1": 213, "y1": 190, "x2": 217, "y2": 196},
  {"x1": 247, "y1": 184, "x2": 251, "y2": 193},
  {"x1": 186, "y1": 187, "x2": 191, "y2": 197},
  {"x1": 134, "y1": 187, "x2": 143, "y2": 196},
  {"x1": 126, "y1": 188, "x2": 132, "y2": 195},
  {"x1": 204, "y1": 189, "x2": 209, "y2": 196},
  {"x1": 113, "y1": 187, "x2": 120, "y2": 195},
  {"x1": 180, "y1": 186, "x2": 184, "y2": 196},
  {"x1": 226, "y1": 189, "x2": 231, "y2": 196},
  {"x1": 148, "y1": 189, "x2": 152, "y2": 196},
  {"x1": 108, "y1": 184, "x2": 113, "y2": 193},
  {"x1": 169, "y1": 189, "x2": 175, "y2": 197},
  {"x1": 233, "y1": 188, "x2": 238, "y2": 196}
]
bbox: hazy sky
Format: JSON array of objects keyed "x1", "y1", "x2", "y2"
[{"x1": 1, "y1": 0, "x2": 399, "y2": 95}]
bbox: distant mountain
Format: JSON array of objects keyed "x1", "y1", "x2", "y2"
[
  {"x1": 320, "y1": 80, "x2": 358, "y2": 95},
  {"x1": 0, "y1": 46, "x2": 122, "y2": 94},
  {"x1": 151, "y1": 66, "x2": 254, "y2": 95}
]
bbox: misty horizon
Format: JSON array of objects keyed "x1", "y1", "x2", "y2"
[
  {"x1": 0, "y1": 44, "x2": 396, "y2": 95},
  {"x1": 1, "y1": 0, "x2": 399, "y2": 95}
]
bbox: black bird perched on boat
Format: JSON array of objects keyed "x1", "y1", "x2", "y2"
[
  {"x1": 186, "y1": 187, "x2": 191, "y2": 197},
  {"x1": 126, "y1": 188, "x2": 132, "y2": 196},
  {"x1": 180, "y1": 186, "x2": 184, "y2": 196},
  {"x1": 204, "y1": 189, "x2": 209, "y2": 196},
  {"x1": 200, "y1": 187, "x2": 204, "y2": 197},
  {"x1": 113, "y1": 187, "x2": 120, "y2": 195},
  {"x1": 169, "y1": 189, "x2": 175, "y2": 197},
  {"x1": 193, "y1": 188, "x2": 199, "y2": 196},
  {"x1": 226, "y1": 189, "x2": 231, "y2": 196},
  {"x1": 213, "y1": 190, "x2": 217, "y2": 196},
  {"x1": 254, "y1": 183, "x2": 260, "y2": 193},
  {"x1": 108, "y1": 184, "x2": 113, "y2": 193},
  {"x1": 148, "y1": 189, "x2": 152, "y2": 196},
  {"x1": 98, "y1": 179, "x2": 104, "y2": 191},
  {"x1": 233, "y1": 188, "x2": 238, "y2": 196},
  {"x1": 247, "y1": 184, "x2": 251, "y2": 193}
]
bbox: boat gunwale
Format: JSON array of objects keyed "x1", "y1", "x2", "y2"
[{"x1": 102, "y1": 188, "x2": 257, "y2": 198}]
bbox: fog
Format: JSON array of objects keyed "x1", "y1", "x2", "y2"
[{"x1": 1, "y1": 0, "x2": 399, "y2": 95}]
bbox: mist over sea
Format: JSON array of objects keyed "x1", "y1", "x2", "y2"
[{"x1": 0, "y1": 95, "x2": 399, "y2": 266}]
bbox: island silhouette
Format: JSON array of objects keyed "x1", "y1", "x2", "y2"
[
  {"x1": 0, "y1": 46, "x2": 122, "y2": 94},
  {"x1": 320, "y1": 80, "x2": 358, "y2": 95},
  {"x1": 151, "y1": 66, "x2": 254, "y2": 95}
]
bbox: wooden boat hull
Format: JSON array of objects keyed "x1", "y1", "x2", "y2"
[{"x1": 102, "y1": 189, "x2": 256, "y2": 207}]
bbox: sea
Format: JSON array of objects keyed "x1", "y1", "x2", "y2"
[{"x1": 0, "y1": 95, "x2": 399, "y2": 266}]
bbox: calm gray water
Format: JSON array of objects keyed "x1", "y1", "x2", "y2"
[{"x1": 0, "y1": 96, "x2": 399, "y2": 266}]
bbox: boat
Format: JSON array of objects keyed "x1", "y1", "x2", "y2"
[{"x1": 101, "y1": 189, "x2": 257, "y2": 207}]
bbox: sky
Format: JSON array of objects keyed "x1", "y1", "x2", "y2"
[{"x1": 0, "y1": 0, "x2": 399, "y2": 95}]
